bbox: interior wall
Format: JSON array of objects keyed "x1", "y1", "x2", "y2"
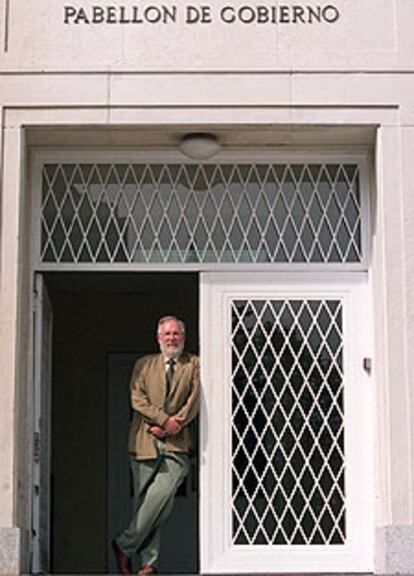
[{"x1": 47, "y1": 272, "x2": 198, "y2": 573}]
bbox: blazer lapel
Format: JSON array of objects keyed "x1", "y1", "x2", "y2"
[{"x1": 155, "y1": 354, "x2": 167, "y2": 399}]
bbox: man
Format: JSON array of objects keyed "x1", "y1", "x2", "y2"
[{"x1": 112, "y1": 315, "x2": 200, "y2": 575}]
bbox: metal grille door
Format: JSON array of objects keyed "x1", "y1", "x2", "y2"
[
  {"x1": 232, "y1": 299, "x2": 344, "y2": 546},
  {"x1": 38, "y1": 161, "x2": 365, "y2": 267},
  {"x1": 201, "y1": 273, "x2": 373, "y2": 573}
]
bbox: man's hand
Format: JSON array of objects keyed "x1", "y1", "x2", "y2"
[
  {"x1": 149, "y1": 425, "x2": 166, "y2": 439},
  {"x1": 149, "y1": 416, "x2": 184, "y2": 438},
  {"x1": 164, "y1": 415, "x2": 184, "y2": 436}
]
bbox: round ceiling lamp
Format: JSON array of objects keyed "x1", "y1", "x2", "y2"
[{"x1": 179, "y1": 133, "x2": 221, "y2": 160}]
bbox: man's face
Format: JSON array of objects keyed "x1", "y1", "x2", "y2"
[{"x1": 157, "y1": 319, "x2": 185, "y2": 359}]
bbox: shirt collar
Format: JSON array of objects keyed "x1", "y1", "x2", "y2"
[{"x1": 163, "y1": 354, "x2": 179, "y2": 364}]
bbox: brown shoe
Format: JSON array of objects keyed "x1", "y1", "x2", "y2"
[
  {"x1": 138, "y1": 566, "x2": 158, "y2": 574},
  {"x1": 112, "y1": 539, "x2": 132, "y2": 574}
]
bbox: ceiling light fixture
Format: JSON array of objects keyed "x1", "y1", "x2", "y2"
[{"x1": 179, "y1": 133, "x2": 221, "y2": 160}]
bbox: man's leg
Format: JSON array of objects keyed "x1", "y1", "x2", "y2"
[
  {"x1": 130, "y1": 458, "x2": 160, "y2": 514},
  {"x1": 138, "y1": 481, "x2": 176, "y2": 568},
  {"x1": 114, "y1": 457, "x2": 160, "y2": 560},
  {"x1": 117, "y1": 453, "x2": 189, "y2": 562},
  {"x1": 137, "y1": 495, "x2": 173, "y2": 568},
  {"x1": 138, "y1": 453, "x2": 189, "y2": 568}
]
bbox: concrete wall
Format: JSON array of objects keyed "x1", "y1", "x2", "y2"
[{"x1": 1, "y1": 0, "x2": 414, "y2": 573}]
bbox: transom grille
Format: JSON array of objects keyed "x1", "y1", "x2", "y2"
[
  {"x1": 40, "y1": 162, "x2": 362, "y2": 265},
  {"x1": 231, "y1": 299, "x2": 345, "y2": 545}
]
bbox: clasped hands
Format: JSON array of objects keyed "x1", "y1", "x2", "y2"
[{"x1": 149, "y1": 415, "x2": 184, "y2": 439}]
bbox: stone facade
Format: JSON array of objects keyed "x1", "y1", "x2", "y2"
[{"x1": 1, "y1": 0, "x2": 414, "y2": 573}]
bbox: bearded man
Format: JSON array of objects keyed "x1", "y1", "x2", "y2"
[{"x1": 112, "y1": 315, "x2": 200, "y2": 574}]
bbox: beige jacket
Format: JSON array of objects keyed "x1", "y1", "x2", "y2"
[{"x1": 128, "y1": 352, "x2": 200, "y2": 460}]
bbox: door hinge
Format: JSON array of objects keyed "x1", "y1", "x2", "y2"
[{"x1": 33, "y1": 431, "x2": 41, "y2": 463}]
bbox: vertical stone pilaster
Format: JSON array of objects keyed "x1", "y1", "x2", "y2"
[
  {"x1": 0, "y1": 118, "x2": 24, "y2": 575},
  {"x1": 373, "y1": 124, "x2": 414, "y2": 574}
]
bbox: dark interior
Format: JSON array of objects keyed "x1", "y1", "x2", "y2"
[{"x1": 46, "y1": 272, "x2": 199, "y2": 573}]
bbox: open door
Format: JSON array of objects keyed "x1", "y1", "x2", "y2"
[{"x1": 31, "y1": 273, "x2": 53, "y2": 573}]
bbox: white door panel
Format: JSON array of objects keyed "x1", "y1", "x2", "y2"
[
  {"x1": 32, "y1": 274, "x2": 53, "y2": 573},
  {"x1": 200, "y1": 273, "x2": 373, "y2": 573}
]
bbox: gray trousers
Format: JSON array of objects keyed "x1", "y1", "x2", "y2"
[{"x1": 116, "y1": 447, "x2": 190, "y2": 567}]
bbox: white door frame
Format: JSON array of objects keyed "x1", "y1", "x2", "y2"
[
  {"x1": 200, "y1": 272, "x2": 373, "y2": 573},
  {"x1": 29, "y1": 150, "x2": 373, "y2": 573}
]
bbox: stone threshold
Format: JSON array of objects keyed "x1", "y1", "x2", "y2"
[{"x1": 16, "y1": 573, "x2": 375, "y2": 576}]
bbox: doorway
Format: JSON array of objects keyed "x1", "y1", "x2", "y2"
[
  {"x1": 31, "y1": 152, "x2": 374, "y2": 574},
  {"x1": 44, "y1": 272, "x2": 199, "y2": 573}
]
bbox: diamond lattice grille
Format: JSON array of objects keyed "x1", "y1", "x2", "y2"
[
  {"x1": 40, "y1": 163, "x2": 362, "y2": 264},
  {"x1": 231, "y1": 299, "x2": 345, "y2": 545}
]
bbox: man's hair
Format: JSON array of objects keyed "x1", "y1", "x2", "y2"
[{"x1": 157, "y1": 315, "x2": 186, "y2": 335}]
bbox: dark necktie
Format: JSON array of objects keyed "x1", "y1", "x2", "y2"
[{"x1": 164, "y1": 359, "x2": 175, "y2": 409}]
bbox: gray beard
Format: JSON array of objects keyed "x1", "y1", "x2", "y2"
[{"x1": 159, "y1": 342, "x2": 184, "y2": 360}]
